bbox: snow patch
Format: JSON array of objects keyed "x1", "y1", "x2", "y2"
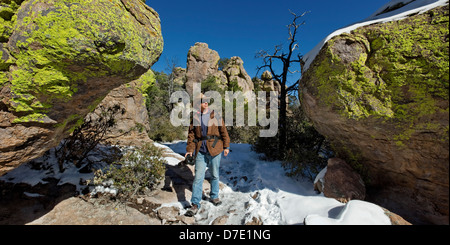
[{"x1": 304, "y1": 200, "x2": 391, "y2": 225}]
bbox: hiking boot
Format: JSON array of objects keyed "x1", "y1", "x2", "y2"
[
  {"x1": 185, "y1": 204, "x2": 199, "y2": 217},
  {"x1": 211, "y1": 198, "x2": 222, "y2": 206}
]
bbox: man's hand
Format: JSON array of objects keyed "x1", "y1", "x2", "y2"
[
  {"x1": 185, "y1": 152, "x2": 193, "y2": 158},
  {"x1": 224, "y1": 149, "x2": 229, "y2": 157}
]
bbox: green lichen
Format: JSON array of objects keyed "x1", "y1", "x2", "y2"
[
  {"x1": 312, "y1": 6, "x2": 449, "y2": 145},
  {"x1": 363, "y1": 7, "x2": 449, "y2": 144},
  {"x1": 68, "y1": 116, "x2": 85, "y2": 134},
  {"x1": 331, "y1": 140, "x2": 371, "y2": 184},
  {"x1": 12, "y1": 112, "x2": 46, "y2": 123},
  {"x1": 87, "y1": 95, "x2": 106, "y2": 113},
  {"x1": 0, "y1": 72, "x2": 8, "y2": 86},
  {"x1": 314, "y1": 33, "x2": 394, "y2": 120},
  {"x1": 135, "y1": 69, "x2": 156, "y2": 96},
  {"x1": 2, "y1": 0, "x2": 163, "y2": 128},
  {"x1": 0, "y1": 0, "x2": 19, "y2": 42},
  {"x1": 53, "y1": 113, "x2": 83, "y2": 133}
]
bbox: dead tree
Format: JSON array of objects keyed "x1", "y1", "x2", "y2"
[{"x1": 256, "y1": 10, "x2": 308, "y2": 158}]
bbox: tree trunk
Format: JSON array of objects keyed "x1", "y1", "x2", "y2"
[{"x1": 279, "y1": 82, "x2": 287, "y2": 159}]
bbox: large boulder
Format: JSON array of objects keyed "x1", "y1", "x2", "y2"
[
  {"x1": 314, "y1": 158, "x2": 366, "y2": 203},
  {"x1": 27, "y1": 197, "x2": 161, "y2": 225},
  {"x1": 183, "y1": 42, "x2": 254, "y2": 96},
  {"x1": 260, "y1": 70, "x2": 281, "y2": 93},
  {"x1": 0, "y1": 0, "x2": 163, "y2": 175},
  {"x1": 222, "y1": 56, "x2": 254, "y2": 93},
  {"x1": 185, "y1": 42, "x2": 227, "y2": 95},
  {"x1": 300, "y1": 5, "x2": 448, "y2": 224}
]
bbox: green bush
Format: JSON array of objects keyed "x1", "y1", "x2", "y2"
[
  {"x1": 252, "y1": 104, "x2": 333, "y2": 181},
  {"x1": 148, "y1": 116, "x2": 187, "y2": 142},
  {"x1": 56, "y1": 104, "x2": 122, "y2": 172},
  {"x1": 281, "y1": 118, "x2": 331, "y2": 181},
  {"x1": 95, "y1": 143, "x2": 166, "y2": 197},
  {"x1": 145, "y1": 70, "x2": 187, "y2": 142}
]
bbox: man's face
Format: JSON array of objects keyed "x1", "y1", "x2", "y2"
[{"x1": 201, "y1": 99, "x2": 209, "y2": 112}]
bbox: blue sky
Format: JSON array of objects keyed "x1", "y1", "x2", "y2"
[{"x1": 147, "y1": 0, "x2": 389, "y2": 81}]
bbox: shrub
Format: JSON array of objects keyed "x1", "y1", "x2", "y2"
[
  {"x1": 252, "y1": 104, "x2": 333, "y2": 181},
  {"x1": 145, "y1": 70, "x2": 187, "y2": 142},
  {"x1": 95, "y1": 143, "x2": 166, "y2": 198},
  {"x1": 148, "y1": 116, "x2": 187, "y2": 142},
  {"x1": 55, "y1": 104, "x2": 123, "y2": 172},
  {"x1": 281, "y1": 118, "x2": 331, "y2": 181}
]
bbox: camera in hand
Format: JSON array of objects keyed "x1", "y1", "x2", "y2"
[{"x1": 185, "y1": 154, "x2": 195, "y2": 165}]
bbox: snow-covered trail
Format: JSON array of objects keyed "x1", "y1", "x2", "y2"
[
  {"x1": 163, "y1": 141, "x2": 345, "y2": 225},
  {"x1": 0, "y1": 139, "x2": 392, "y2": 225}
]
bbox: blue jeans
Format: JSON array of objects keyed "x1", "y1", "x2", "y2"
[{"x1": 191, "y1": 151, "x2": 221, "y2": 208}]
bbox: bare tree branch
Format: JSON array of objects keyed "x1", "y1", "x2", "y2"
[
  {"x1": 287, "y1": 82, "x2": 299, "y2": 92},
  {"x1": 255, "y1": 10, "x2": 309, "y2": 157}
]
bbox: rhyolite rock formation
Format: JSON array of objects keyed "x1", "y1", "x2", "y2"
[
  {"x1": 184, "y1": 42, "x2": 227, "y2": 95},
  {"x1": 0, "y1": 0, "x2": 163, "y2": 175},
  {"x1": 85, "y1": 70, "x2": 155, "y2": 148},
  {"x1": 300, "y1": 5, "x2": 448, "y2": 224},
  {"x1": 221, "y1": 56, "x2": 254, "y2": 93},
  {"x1": 181, "y1": 42, "x2": 254, "y2": 96}
]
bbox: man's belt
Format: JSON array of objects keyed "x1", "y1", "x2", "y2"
[{"x1": 193, "y1": 135, "x2": 222, "y2": 148}]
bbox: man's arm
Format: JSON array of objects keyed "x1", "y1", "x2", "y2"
[
  {"x1": 219, "y1": 118, "x2": 230, "y2": 156},
  {"x1": 186, "y1": 123, "x2": 196, "y2": 157}
]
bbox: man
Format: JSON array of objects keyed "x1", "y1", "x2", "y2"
[{"x1": 184, "y1": 94, "x2": 230, "y2": 216}]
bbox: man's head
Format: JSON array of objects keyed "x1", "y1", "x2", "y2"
[
  {"x1": 196, "y1": 93, "x2": 209, "y2": 113},
  {"x1": 201, "y1": 97, "x2": 209, "y2": 112}
]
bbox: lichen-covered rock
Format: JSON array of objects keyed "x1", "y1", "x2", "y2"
[
  {"x1": 0, "y1": 0, "x2": 163, "y2": 175},
  {"x1": 300, "y1": 5, "x2": 448, "y2": 224},
  {"x1": 85, "y1": 70, "x2": 155, "y2": 148}
]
